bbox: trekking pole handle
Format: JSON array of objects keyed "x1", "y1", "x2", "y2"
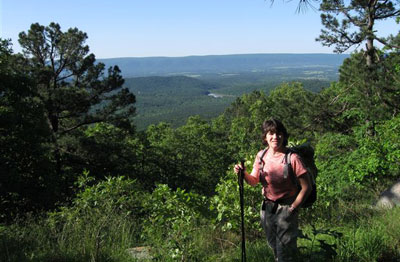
[{"x1": 240, "y1": 160, "x2": 245, "y2": 180}]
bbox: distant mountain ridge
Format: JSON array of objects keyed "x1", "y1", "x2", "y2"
[{"x1": 98, "y1": 53, "x2": 349, "y2": 78}]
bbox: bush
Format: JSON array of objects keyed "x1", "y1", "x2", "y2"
[
  {"x1": 314, "y1": 116, "x2": 400, "y2": 221},
  {"x1": 0, "y1": 174, "x2": 146, "y2": 262},
  {"x1": 46, "y1": 173, "x2": 146, "y2": 260},
  {"x1": 212, "y1": 158, "x2": 264, "y2": 239},
  {"x1": 141, "y1": 184, "x2": 211, "y2": 261}
]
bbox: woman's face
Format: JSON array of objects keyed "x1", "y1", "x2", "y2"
[{"x1": 265, "y1": 131, "x2": 284, "y2": 150}]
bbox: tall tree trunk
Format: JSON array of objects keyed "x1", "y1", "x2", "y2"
[
  {"x1": 366, "y1": 0, "x2": 376, "y2": 67},
  {"x1": 365, "y1": 39, "x2": 374, "y2": 67}
]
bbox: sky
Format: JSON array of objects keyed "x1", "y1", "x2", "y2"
[{"x1": 1, "y1": 0, "x2": 399, "y2": 58}]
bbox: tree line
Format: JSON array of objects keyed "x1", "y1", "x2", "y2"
[{"x1": 1, "y1": 15, "x2": 400, "y2": 219}]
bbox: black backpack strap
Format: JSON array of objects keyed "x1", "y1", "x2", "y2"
[
  {"x1": 259, "y1": 148, "x2": 268, "y2": 185},
  {"x1": 259, "y1": 148, "x2": 268, "y2": 168},
  {"x1": 284, "y1": 151, "x2": 291, "y2": 179},
  {"x1": 284, "y1": 150, "x2": 298, "y2": 186}
]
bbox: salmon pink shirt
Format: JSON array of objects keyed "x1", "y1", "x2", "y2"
[{"x1": 246, "y1": 149, "x2": 307, "y2": 201}]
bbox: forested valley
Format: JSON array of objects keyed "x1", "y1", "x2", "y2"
[
  {"x1": 1, "y1": 10, "x2": 400, "y2": 262},
  {"x1": 125, "y1": 75, "x2": 333, "y2": 130}
]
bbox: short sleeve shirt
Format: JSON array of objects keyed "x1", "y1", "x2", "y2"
[{"x1": 252, "y1": 149, "x2": 307, "y2": 201}]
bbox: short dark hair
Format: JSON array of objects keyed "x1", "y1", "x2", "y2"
[{"x1": 261, "y1": 118, "x2": 289, "y2": 146}]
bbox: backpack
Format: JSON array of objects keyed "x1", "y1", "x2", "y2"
[
  {"x1": 258, "y1": 143, "x2": 317, "y2": 208},
  {"x1": 285, "y1": 143, "x2": 317, "y2": 208}
]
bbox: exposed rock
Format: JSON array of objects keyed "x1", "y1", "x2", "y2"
[
  {"x1": 126, "y1": 246, "x2": 153, "y2": 261},
  {"x1": 376, "y1": 179, "x2": 400, "y2": 209}
]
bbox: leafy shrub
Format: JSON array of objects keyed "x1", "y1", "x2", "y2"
[
  {"x1": 375, "y1": 115, "x2": 400, "y2": 178},
  {"x1": 0, "y1": 172, "x2": 146, "y2": 262},
  {"x1": 212, "y1": 157, "x2": 264, "y2": 238},
  {"x1": 315, "y1": 132, "x2": 358, "y2": 205},
  {"x1": 44, "y1": 173, "x2": 146, "y2": 261},
  {"x1": 141, "y1": 184, "x2": 211, "y2": 261},
  {"x1": 315, "y1": 116, "x2": 400, "y2": 216}
]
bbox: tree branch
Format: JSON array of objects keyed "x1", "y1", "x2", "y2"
[
  {"x1": 375, "y1": 36, "x2": 400, "y2": 49},
  {"x1": 60, "y1": 118, "x2": 105, "y2": 135},
  {"x1": 56, "y1": 72, "x2": 75, "y2": 82},
  {"x1": 375, "y1": 9, "x2": 400, "y2": 19}
]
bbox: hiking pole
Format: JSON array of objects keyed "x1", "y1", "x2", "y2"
[{"x1": 238, "y1": 160, "x2": 246, "y2": 262}]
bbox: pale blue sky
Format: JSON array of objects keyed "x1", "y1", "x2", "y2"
[{"x1": 1, "y1": 0, "x2": 398, "y2": 58}]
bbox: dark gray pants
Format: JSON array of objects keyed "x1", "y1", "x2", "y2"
[{"x1": 260, "y1": 201, "x2": 299, "y2": 262}]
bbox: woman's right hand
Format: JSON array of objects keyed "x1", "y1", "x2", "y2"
[{"x1": 233, "y1": 163, "x2": 245, "y2": 174}]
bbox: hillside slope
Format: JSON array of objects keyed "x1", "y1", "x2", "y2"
[{"x1": 124, "y1": 76, "x2": 234, "y2": 129}]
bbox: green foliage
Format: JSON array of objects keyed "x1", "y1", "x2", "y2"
[
  {"x1": 0, "y1": 174, "x2": 145, "y2": 262},
  {"x1": 0, "y1": 39, "x2": 56, "y2": 218},
  {"x1": 376, "y1": 115, "x2": 400, "y2": 177},
  {"x1": 266, "y1": 82, "x2": 316, "y2": 141},
  {"x1": 338, "y1": 53, "x2": 399, "y2": 123},
  {"x1": 315, "y1": 115, "x2": 400, "y2": 211},
  {"x1": 310, "y1": 81, "x2": 351, "y2": 133},
  {"x1": 335, "y1": 208, "x2": 400, "y2": 261},
  {"x1": 1, "y1": 22, "x2": 137, "y2": 214},
  {"x1": 174, "y1": 116, "x2": 234, "y2": 195},
  {"x1": 68, "y1": 172, "x2": 145, "y2": 219},
  {"x1": 141, "y1": 184, "x2": 210, "y2": 261},
  {"x1": 340, "y1": 225, "x2": 389, "y2": 262},
  {"x1": 77, "y1": 123, "x2": 144, "y2": 182},
  {"x1": 212, "y1": 160, "x2": 264, "y2": 238},
  {"x1": 314, "y1": 132, "x2": 355, "y2": 207},
  {"x1": 297, "y1": 225, "x2": 342, "y2": 261},
  {"x1": 225, "y1": 91, "x2": 268, "y2": 159},
  {"x1": 144, "y1": 116, "x2": 234, "y2": 196},
  {"x1": 311, "y1": 52, "x2": 400, "y2": 135},
  {"x1": 125, "y1": 76, "x2": 213, "y2": 95},
  {"x1": 224, "y1": 82, "x2": 318, "y2": 160},
  {"x1": 230, "y1": 240, "x2": 275, "y2": 262},
  {"x1": 314, "y1": 128, "x2": 386, "y2": 211},
  {"x1": 125, "y1": 73, "x2": 336, "y2": 130},
  {"x1": 45, "y1": 174, "x2": 145, "y2": 260},
  {"x1": 124, "y1": 76, "x2": 234, "y2": 129},
  {"x1": 352, "y1": 117, "x2": 400, "y2": 184}
]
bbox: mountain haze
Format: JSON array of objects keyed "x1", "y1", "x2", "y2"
[{"x1": 99, "y1": 53, "x2": 349, "y2": 77}]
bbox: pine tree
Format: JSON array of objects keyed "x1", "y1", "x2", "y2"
[
  {"x1": 17, "y1": 22, "x2": 136, "y2": 193},
  {"x1": 316, "y1": 0, "x2": 400, "y2": 67}
]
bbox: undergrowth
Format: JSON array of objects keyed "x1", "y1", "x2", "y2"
[{"x1": 1, "y1": 178, "x2": 399, "y2": 262}]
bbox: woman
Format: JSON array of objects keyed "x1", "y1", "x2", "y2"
[{"x1": 234, "y1": 118, "x2": 311, "y2": 262}]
